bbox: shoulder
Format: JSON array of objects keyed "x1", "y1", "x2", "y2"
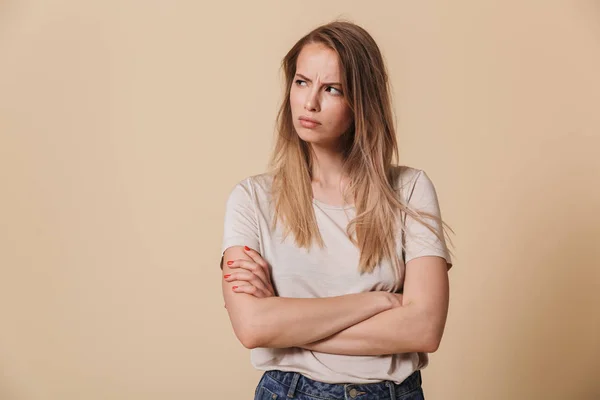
[
  {"x1": 226, "y1": 172, "x2": 275, "y2": 202},
  {"x1": 392, "y1": 164, "x2": 423, "y2": 183},
  {"x1": 248, "y1": 172, "x2": 275, "y2": 193},
  {"x1": 392, "y1": 165, "x2": 425, "y2": 196}
]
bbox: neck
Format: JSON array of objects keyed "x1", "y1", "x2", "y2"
[{"x1": 309, "y1": 144, "x2": 348, "y2": 188}]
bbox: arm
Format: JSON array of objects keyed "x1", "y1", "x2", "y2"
[
  {"x1": 222, "y1": 246, "x2": 394, "y2": 349},
  {"x1": 300, "y1": 256, "x2": 450, "y2": 355}
]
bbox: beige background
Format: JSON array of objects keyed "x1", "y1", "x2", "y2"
[{"x1": 1, "y1": 1, "x2": 599, "y2": 399}]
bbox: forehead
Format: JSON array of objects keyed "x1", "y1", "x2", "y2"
[{"x1": 296, "y1": 43, "x2": 341, "y2": 80}]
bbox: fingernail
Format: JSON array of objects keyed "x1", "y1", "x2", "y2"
[
  {"x1": 224, "y1": 274, "x2": 231, "y2": 278},
  {"x1": 232, "y1": 286, "x2": 238, "y2": 290},
  {"x1": 244, "y1": 246, "x2": 250, "y2": 251},
  {"x1": 227, "y1": 261, "x2": 233, "y2": 265}
]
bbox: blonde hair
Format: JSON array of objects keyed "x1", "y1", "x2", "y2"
[{"x1": 267, "y1": 20, "x2": 454, "y2": 276}]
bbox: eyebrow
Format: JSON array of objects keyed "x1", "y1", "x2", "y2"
[{"x1": 295, "y1": 73, "x2": 341, "y2": 87}]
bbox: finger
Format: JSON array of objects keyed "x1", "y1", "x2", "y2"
[
  {"x1": 232, "y1": 284, "x2": 266, "y2": 297},
  {"x1": 242, "y1": 246, "x2": 268, "y2": 268},
  {"x1": 229, "y1": 260, "x2": 271, "y2": 289},
  {"x1": 227, "y1": 259, "x2": 275, "y2": 297},
  {"x1": 242, "y1": 246, "x2": 272, "y2": 281},
  {"x1": 225, "y1": 271, "x2": 269, "y2": 293}
]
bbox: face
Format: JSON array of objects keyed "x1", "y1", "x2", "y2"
[{"x1": 290, "y1": 43, "x2": 353, "y2": 150}]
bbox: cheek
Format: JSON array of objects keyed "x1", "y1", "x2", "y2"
[
  {"x1": 330, "y1": 103, "x2": 353, "y2": 128},
  {"x1": 289, "y1": 89, "x2": 302, "y2": 112}
]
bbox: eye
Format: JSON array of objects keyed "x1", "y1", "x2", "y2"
[
  {"x1": 295, "y1": 79, "x2": 307, "y2": 86},
  {"x1": 326, "y1": 86, "x2": 342, "y2": 95}
]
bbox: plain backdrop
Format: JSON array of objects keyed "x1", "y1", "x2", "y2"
[{"x1": 1, "y1": 1, "x2": 599, "y2": 399}]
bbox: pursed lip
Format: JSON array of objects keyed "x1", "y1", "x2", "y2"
[{"x1": 299, "y1": 115, "x2": 321, "y2": 124}]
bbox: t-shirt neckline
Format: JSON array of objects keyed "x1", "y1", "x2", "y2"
[{"x1": 312, "y1": 197, "x2": 355, "y2": 210}]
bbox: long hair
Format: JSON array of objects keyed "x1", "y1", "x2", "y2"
[{"x1": 267, "y1": 20, "x2": 454, "y2": 276}]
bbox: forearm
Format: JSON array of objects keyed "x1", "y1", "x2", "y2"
[
  {"x1": 299, "y1": 303, "x2": 436, "y2": 355},
  {"x1": 249, "y1": 292, "x2": 392, "y2": 349}
]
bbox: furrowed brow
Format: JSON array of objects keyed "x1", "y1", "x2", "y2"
[{"x1": 295, "y1": 73, "x2": 341, "y2": 87}]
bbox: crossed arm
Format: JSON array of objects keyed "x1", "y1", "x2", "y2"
[
  {"x1": 298, "y1": 256, "x2": 450, "y2": 355},
  {"x1": 223, "y1": 250, "x2": 450, "y2": 356}
]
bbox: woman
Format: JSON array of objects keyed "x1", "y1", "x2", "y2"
[{"x1": 220, "y1": 20, "x2": 454, "y2": 400}]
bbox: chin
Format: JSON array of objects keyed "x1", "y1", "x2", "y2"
[
  {"x1": 295, "y1": 126, "x2": 319, "y2": 141},
  {"x1": 296, "y1": 130, "x2": 339, "y2": 148}
]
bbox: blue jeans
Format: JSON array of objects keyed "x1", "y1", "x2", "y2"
[{"x1": 254, "y1": 369, "x2": 424, "y2": 400}]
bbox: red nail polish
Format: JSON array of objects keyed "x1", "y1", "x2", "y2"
[
  {"x1": 227, "y1": 261, "x2": 233, "y2": 265},
  {"x1": 232, "y1": 286, "x2": 238, "y2": 290},
  {"x1": 244, "y1": 246, "x2": 250, "y2": 251},
  {"x1": 224, "y1": 274, "x2": 231, "y2": 278}
]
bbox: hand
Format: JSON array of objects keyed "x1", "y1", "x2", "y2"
[
  {"x1": 224, "y1": 246, "x2": 275, "y2": 306},
  {"x1": 386, "y1": 292, "x2": 404, "y2": 309}
]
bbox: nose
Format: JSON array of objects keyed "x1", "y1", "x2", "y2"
[{"x1": 304, "y1": 88, "x2": 320, "y2": 112}]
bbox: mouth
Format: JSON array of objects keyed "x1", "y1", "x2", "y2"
[{"x1": 299, "y1": 116, "x2": 321, "y2": 128}]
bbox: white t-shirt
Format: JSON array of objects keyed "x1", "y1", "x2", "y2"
[{"x1": 220, "y1": 165, "x2": 453, "y2": 384}]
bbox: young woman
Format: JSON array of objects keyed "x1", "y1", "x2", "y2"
[{"x1": 220, "y1": 20, "x2": 454, "y2": 400}]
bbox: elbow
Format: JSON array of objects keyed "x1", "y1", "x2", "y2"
[
  {"x1": 233, "y1": 319, "x2": 265, "y2": 349},
  {"x1": 421, "y1": 334, "x2": 441, "y2": 353},
  {"x1": 243, "y1": 322, "x2": 275, "y2": 349},
  {"x1": 416, "y1": 310, "x2": 445, "y2": 353},
  {"x1": 229, "y1": 296, "x2": 280, "y2": 349},
  {"x1": 420, "y1": 323, "x2": 444, "y2": 353},
  {"x1": 235, "y1": 315, "x2": 267, "y2": 349},
  {"x1": 239, "y1": 330, "x2": 259, "y2": 349},
  {"x1": 227, "y1": 296, "x2": 268, "y2": 349}
]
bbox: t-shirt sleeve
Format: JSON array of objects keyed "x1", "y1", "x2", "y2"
[
  {"x1": 220, "y1": 179, "x2": 261, "y2": 257},
  {"x1": 402, "y1": 170, "x2": 453, "y2": 270}
]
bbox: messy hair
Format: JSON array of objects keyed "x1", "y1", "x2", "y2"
[{"x1": 267, "y1": 20, "x2": 454, "y2": 278}]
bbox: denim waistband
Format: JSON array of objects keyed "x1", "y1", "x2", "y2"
[{"x1": 261, "y1": 369, "x2": 422, "y2": 399}]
